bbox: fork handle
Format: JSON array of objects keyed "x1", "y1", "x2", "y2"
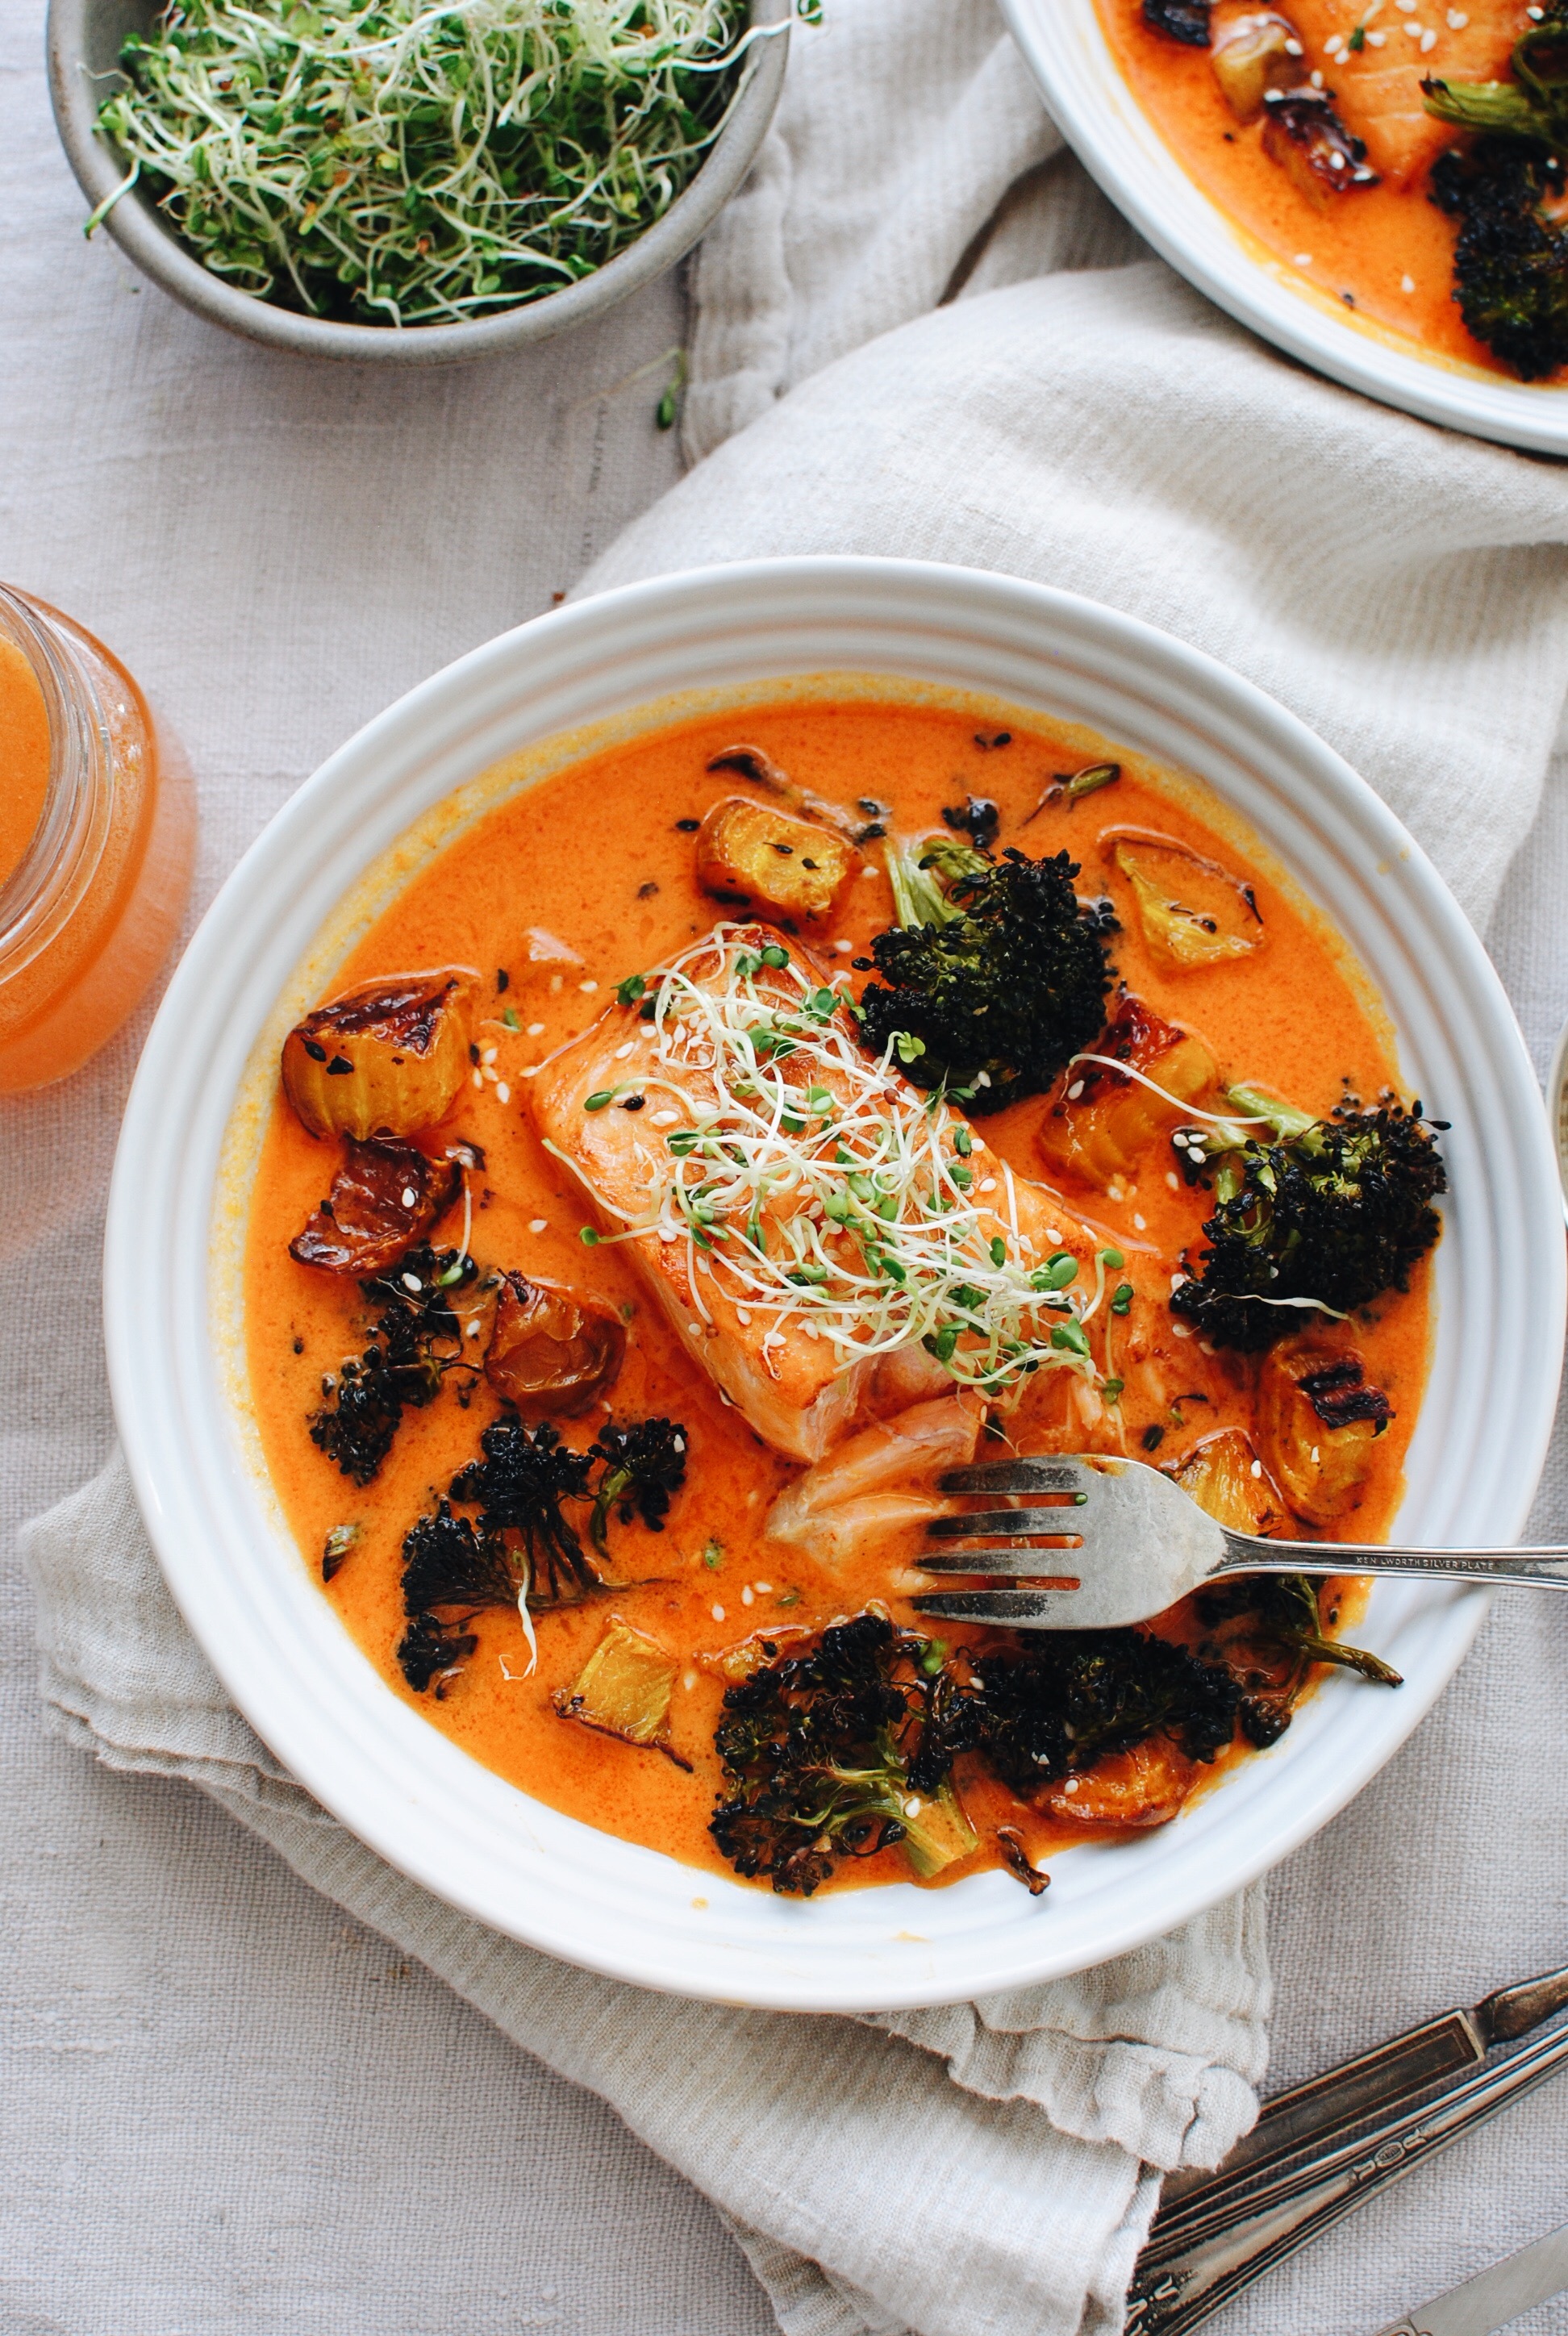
[{"x1": 1216, "y1": 1537, "x2": 1568, "y2": 1587}]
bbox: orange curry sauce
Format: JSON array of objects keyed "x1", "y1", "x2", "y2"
[
  {"x1": 1095, "y1": 0, "x2": 1548, "y2": 380},
  {"x1": 243, "y1": 702, "x2": 1432, "y2": 1892}
]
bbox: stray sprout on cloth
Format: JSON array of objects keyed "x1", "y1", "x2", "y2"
[
  {"x1": 91, "y1": 0, "x2": 764, "y2": 327},
  {"x1": 547, "y1": 927, "x2": 1114, "y2": 1396}
]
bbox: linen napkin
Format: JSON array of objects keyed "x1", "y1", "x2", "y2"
[{"x1": 23, "y1": 1452, "x2": 1270, "y2": 2336}]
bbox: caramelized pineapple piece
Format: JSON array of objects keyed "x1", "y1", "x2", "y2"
[
  {"x1": 1170, "y1": 1427, "x2": 1286, "y2": 1537},
  {"x1": 282, "y1": 968, "x2": 478, "y2": 1140},
  {"x1": 1044, "y1": 1738, "x2": 1196, "y2": 1829},
  {"x1": 552, "y1": 1617, "x2": 683, "y2": 1758},
  {"x1": 1256, "y1": 1337, "x2": 1392, "y2": 1527},
  {"x1": 699, "y1": 1625, "x2": 813, "y2": 1683},
  {"x1": 1037, "y1": 993, "x2": 1217, "y2": 1186},
  {"x1": 1111, "y1": 838, "x2": 1265, "y2": 973},
  {"x1": 290, "y1": 1137, "x2": 461, "y2": 1275},
  {"x1": 695, "y1": 796, "x2": 856, "y2": 924},
  {"x1": 1210, "y1": 3, "x2": 1299, "y2": 121},
  {"x1": 484, "y1": 1271, "x2": 625, "y2": 1416}
]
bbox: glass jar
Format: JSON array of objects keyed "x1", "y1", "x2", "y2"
[{"x1": 0, "y1": 585, "x2": 195, "y2": 1093}]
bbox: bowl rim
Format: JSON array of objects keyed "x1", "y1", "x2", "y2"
[
  {"x1": 46, "y1": 0, "x2": 788, "y2": 364},
  {"x1": 998, "y1": 0, "x2": 1568, "y2": 457},
  {"x1": 104, "y1": 554, "x2": 1566, "y2": 2009}
]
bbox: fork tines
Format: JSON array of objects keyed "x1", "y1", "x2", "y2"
[{"x1": 936, "y1": 1459, "x2": 1096, "y2": 1496}]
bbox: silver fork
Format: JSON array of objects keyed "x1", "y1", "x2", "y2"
[{"x1": 910, "y1": 1456, "x2": 1568, "y2": 1630}]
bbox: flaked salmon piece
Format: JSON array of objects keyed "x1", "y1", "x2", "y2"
[
  {"x1": 528, "y1": 924, "x2": 1101, "y2": 1464},
  {"x1": 765, "y1": 1394, "x2": 984, "y2": 1564},
  {"x1": 1287, "y1": 0, "x2": 1527, "y2": 186}
]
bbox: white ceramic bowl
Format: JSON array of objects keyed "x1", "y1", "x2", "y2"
[
  {"x1": 999, "y1": 0, "x2": 1568, "y2": 456},
  {"x1": 106, "y1": 557, "x2": 1564, "y2": 2011}
]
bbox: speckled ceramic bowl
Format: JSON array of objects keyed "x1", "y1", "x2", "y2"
[
  {"x1": 106, "y1": 557, "x2": 1564, "y2": 2009},
  {"x1": 47, "y1": 0, "x2": 787, "y2": 364}
]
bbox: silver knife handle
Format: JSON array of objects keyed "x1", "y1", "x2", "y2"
[{"x1": 1128, "y1": 2017, "x2": 1568, "y2": 2336}]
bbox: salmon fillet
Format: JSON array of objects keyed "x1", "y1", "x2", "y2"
[
  {"x1": 1287, "y1": 0, "x2": 1527, "y2": 185},
  {"x1": 528, "y1": 924, "x2": 1099, "y2": 1464}
]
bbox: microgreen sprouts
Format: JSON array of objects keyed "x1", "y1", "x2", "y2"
[
  {"x1": 549, "y1": 926, "x2": 1103, "y2": 1395},
  {"x1": 94, "y1": 0, "x2": 755, "y2": 327}
]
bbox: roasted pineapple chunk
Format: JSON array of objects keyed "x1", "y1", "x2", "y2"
[
  {"x1": 552, "y1": 1617, "x2": 682, "y2": 1758},
  {"x1": 290, "y1": 1136, "x2": 461, "y2": 1275},
  {"x1": 1170, "y1": 1428, "x2": 1286, "y2": 1537},
  {"x1": 1210, "y1": 3, "x2": 1299, "y2": 122},
  {"x1": 1256, "y1": 1337, "x2": 1391, "y2": 1527},
  {"x1": 282, "y1": 968, "x2": 478, "y2": 1140},
  {"x1": 484, "y1": 1271, "x2": 625, "y2": 1416},
  {"x1": 695, "y1": 796, "x2": 856, "y2": 923},
  {"x1": 1037, "y1": 993, "x2": 1217, "y2": 1186},
  {"x1": 1043, "y1": 1738, "x2": 1196, "y2": 1829},
  {"x1": 1111, "y1": 838, "x2": 1264, "y2": 973}
]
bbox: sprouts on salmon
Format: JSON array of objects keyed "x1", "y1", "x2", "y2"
[{"x1": 551, "y1": 927, "x2": 1108, "y2": 1397}]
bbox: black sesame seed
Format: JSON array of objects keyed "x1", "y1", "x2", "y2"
[
  {"x1": 327, "y1": 1056, "x2": 353, "y2": 1076},
  {"x1": 676, "y1": 818, "x2": 700, "y2": 832},
  {"x1": 302, "y1": 1037, "x2": 327, "y2": 1062}
]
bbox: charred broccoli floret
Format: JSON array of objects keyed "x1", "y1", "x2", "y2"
[
  {"x1": 964, "y1": 1631, "x2": 1241, "y2": 1796},
  {"x1": 586, "y1": 1418, "x2": 689, "y2": 1557},
  {"x1": 1422, "y1": 11, "x2": 1568, "y2": 378},
  {"x1": 1195, "y1": 1573, "x2": 1402, "y2": 1747},
  {"x1": 1144, "y1": 0, "x2": 1210, "y2": 39},
  {"x1": 310, "y1": 1244, "x2": 481, "y2": 1484},
  {"x1": 397, "y1": 1411, "x2": 692, "y2": 1692},
  {"x1": 709, "y1": 1613, "x2": 976, "y2": 1896},
  {"x1": 1170, "y1": 1088, "x2": 1445, "y2": 1351},
  {"x1": 448, "y1": 1415, "x2": 600, "y2": 1606},
  {"x1": 1429, "y1": 139, "x2": 1568, "y2": 381},
  {"x1": 855, "y1": 840, "x2": 1116, "y2": 1112}
]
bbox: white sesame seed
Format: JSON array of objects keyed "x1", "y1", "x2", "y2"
[
  {"x1": 1133, "y1": 1212, "x2": 1148, "y2": 1231},
  {"x1": 651, "y1": 1109, "x2": 680, "y2": 1126},
  {"x1": 1295, "y1": 252, "x2": 1314, "y2": 267},
  {"x1": 1170, "y1": 1273, "x2": 1186, "y2": 1293},
  {"x1": 903, "y1": 1796, "x2": 923, "y2": 1818},
  {"x1": 755, "y1": 1581, "x2": 773, "y2": 1594},
  {"x1": 711, "y1": 1604, "x2": 726, "y2": 1623},
  {"x1": 482, "y1": 1064, "x2": 498, "y2": 1082},
  {"x1": 1403, "y1": 19, "x2": 1424, "y2": 34},
  {"x1": 481, "y1": 1045, "x2": 498, "y2": 1064},
  {"x1": 579, "y1": 979, "x2": 598, "y2": 993},
  {"x1": 1311, "y1": 1445, "x2": 1321, "y2": 1464},
  {"x1": 614, "y1": 1041, "x2": 635, "y2": 1059},
  {"x1": 521, "y1": 1065, "x2": 539, "y2": 1078},
  {"x1": 472, "y1": 1069, "x2": 483, "y2": 1088},
  {"x1": 466, "y1": 1320, "x2": 481, "y2": 1337},
  {"x1": 741, "y1": 1585, "x2": 754, "y2": 1607},
  {"x1": 1166, "y1": 1170, "x2": 1180, "y2": 1190},
  {"x1": 1329, "y1": 146, "x2": 1347, "y2": 165},
  {"x1": 687, "y1": 1321, "x2": 702, "y2": 1337},
  {"x1": 402, "y1": 1273, "x2": 422, "y2": 1293},
  {"x1": 527, "y1": 1020, "x2": 545, "y2": 1036},
  {"x1": 1447, "y1": 6, "x2": 1466, "y2": 20},
  {"x1": 1366, "y1": 27, "x2": 1386, "y2": 40},
  {"x1": 1325, "y1": 31, "x2": 1344, "y2": 50},
  {"x1": 1311, "y1": 66, "x2": 1325, "y2": 83},
  {"x1": 1285, "y1": 34, "x2": 1303, "y2": 49},
  {"x1": 834, "y1": 939, "x2": 853, "y2": 953},
  {"x1": 1420, "y1": 24, "x2": 1437, "y2": 45},
  {"x1": 736, "y1": 1306, "x2": 751, "y2": 1324},
  {"x1": 1250, "y1": 1458, "x2": 1263, "y2": 1479},
  {"x1": 1047, "y1": 1227, "x2": 1062, "y2": 1242},
  {"x1": 529, "y1": 1218, "x2": 548, "y2": 1233},
  {"x1": 861, "y1": 865, "x2": 882, "y2": 879},
  {"x1": 1066, "y1": 1078, "x2": 1085, "y2": 1099},
  {"x1": 401, "y1": 1187, "x2": 417, "y2": 1208},
  {"x1": 1401, "y1": 273, "x2": 1416, "y2": 291},
  {"x1": 763, "y1": 1330, "x2": 786, "y2": 1348},
  {"x1": 497, "y1": 1082, "x2": 511, "y2": 1104},
  {"x1": 1062, "y1": 1777, "x2": 1080, "y2": 1796},
  {"x1": 978, "y1": 1176, "x2": 998, "y2": 1193},
  {"x1": 1172, "y1": 1320, "x2": 1193, "y2": 1339}
]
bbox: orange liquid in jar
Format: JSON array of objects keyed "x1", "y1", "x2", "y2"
[
  {"x1": 0, "y1": 590, "x2": 196, "y2": 1093},
  {"x1": 0, "y1": 636, "x2": 50, "y2": 891}
]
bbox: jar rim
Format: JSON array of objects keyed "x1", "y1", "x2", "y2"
[{"x1": 0, "y1": 586, "x2": 115, "y2": 988}]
